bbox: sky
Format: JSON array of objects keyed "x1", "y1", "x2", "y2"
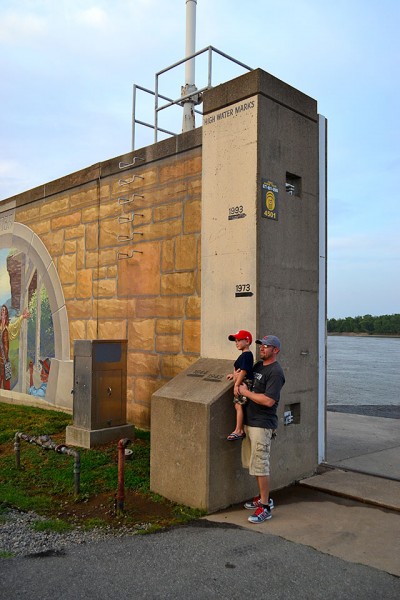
[{"x1": 0, "y1": 0, "x2": 399, "y2": 319}]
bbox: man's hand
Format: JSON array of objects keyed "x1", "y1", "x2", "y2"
[
  {"x1": 238, "y1": 382, "x2": 249, "y2": 396},
  {"x1": 238, "y1": 383, "x2": 276, "y2": 407}
]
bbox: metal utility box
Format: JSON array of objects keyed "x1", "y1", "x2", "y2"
[
  {"x1": 66, "y1": 340, "x2": 134, "y2": 448},
  {"x1": 73, "y1": 339, "x2": 128, "y2": 430}
]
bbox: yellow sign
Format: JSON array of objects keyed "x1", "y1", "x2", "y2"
[{"x1": 261, "y1": 179, "x2": 279, "y2": 220}]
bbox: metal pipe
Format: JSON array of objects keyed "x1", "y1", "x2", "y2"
[
  {"x1": 157, "y1": 83, "x2": 209, "y2": 113},
  {"x1": 185, "y1": 0, "x2": 197, "y2": 86},
  {"x1": 14, "y1": 432, "x2": 81, "y2": 495},
  {"x1": 318, "y1": 114, "x2": 328, "y2": 464},
  {"x1": 132, "y1": 84, "x2": 137, "y2": 151},
  {"x1": 134, "y1": 83, "x2": 174, "y2": 103},
  {"x1": 116, "y1": 438, "x2": 131, "y2": 513},
  {"x1": 208, "y1": 46, "x2": 213, "y2": 89},
  {"x1": 135, "y1": 119, "x2": 179, "y2": 136},
  {"x1": 182, "y1": 0, "x2": 198, "y2": 132},
  {"x1": 154, "y1": 74, "x2": 158, "y2": 143},
  {"x1": 155, "y1": 45, "x2": 253, "y2": 79},
  {"x1": 55, "y1": 444, "x2": 81, "y2": 496},
  {"x1": 14, "y1": 434, "x2": 21, "y2": 469},
  {"x1": 137, "y1": 44, "x2": 253, "y2": 146}
]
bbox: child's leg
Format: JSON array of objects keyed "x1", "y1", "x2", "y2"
[
  {"x1": 227, "y1": 402, "x2": 246, "y2": 440},
  {"x1": 234, "y1": 403, "x2": 244, "y2": 433}
]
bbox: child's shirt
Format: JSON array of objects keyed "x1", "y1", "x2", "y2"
[{"x1": 234, "y1": 350, "x2": 254, "y2": 381}]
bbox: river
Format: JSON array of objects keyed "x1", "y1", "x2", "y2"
[{"x1": 327, "y1": 335, "x2": 400, "y2": 407}]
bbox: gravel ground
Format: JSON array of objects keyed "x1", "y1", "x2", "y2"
[{"x1": 0, "y1": 508, "x2": 148, "y2": 557}]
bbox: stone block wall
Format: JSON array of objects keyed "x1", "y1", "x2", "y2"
[{"x1": 10, "y1": 132, "x2": 202, "y2": 428}]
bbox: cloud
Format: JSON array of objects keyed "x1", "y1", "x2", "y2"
[
  {"x1": 0, "y1": 12, "x2": 47, "y2": 44},
  {"x1": 75, "y1": 6, "x2": 108, "y2": 28}
]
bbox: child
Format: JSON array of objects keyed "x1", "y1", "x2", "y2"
[{"x1": 226, "y1": 329, "x2": 254, "y2": 441}]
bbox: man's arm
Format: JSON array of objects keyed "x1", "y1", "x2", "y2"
[{"x1": 238, "y1": 384, "x2": 276, "y2": 407}]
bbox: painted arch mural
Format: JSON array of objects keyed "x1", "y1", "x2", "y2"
[
  {"x1": 0, "y1": 247, "x2": 55, "y2": 395},
  {"x1": 0, "y1": 214, "x2": 71, "y2": 408}
]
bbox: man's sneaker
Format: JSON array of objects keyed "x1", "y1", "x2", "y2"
[
  {"x1": 248, "y1": 506, "x2": 272, "y2": 524},
  {"x1": 244, "y1": 496, "x2": 274, "y2": 510}
]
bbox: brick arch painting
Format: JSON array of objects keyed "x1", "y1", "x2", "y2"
[{"x1": 0, "y1": 215, "x2": 71, "y2": 406}]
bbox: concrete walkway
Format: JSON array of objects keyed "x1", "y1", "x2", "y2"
[
  {"x1": 206, "y1": 411, "x2": 400, "y2": 578},
  {"x1": 326, "y1": 411, "x2": 400, "y2": 479}
]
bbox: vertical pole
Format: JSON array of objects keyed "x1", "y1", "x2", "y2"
[
  {"x1": 132, "y1": 84, "x2": 137, "y2": 151},
  {"x1": 318, "y1": 114, "x2": 328, "y2": 464},
  {"x1": 73, "y1": 451, "x2": 81, "y2": 496},
  {"x1": 154, "y1": 74, "x2": 159, "y2": 143},
  {"x1": 208, "y1": 46, "x2": 213, "y2": 89},
  {"x1": 117, "y1": 442, "x2": 125, "y2": 512},
  {"x1": 182, "y1": 0, "x2": 197, "y2": 132},
  {"x1": 14, "y1": 433, "x2": 21, "y2": 469},
  {"x1": 116, "y1": 438, "x2": 130, "y2": 513},
  {"x1": 184, "y1": 0, "x2": 197, "y2": 87}
]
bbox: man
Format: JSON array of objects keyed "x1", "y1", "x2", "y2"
[{"x1": 238, "y1": 335, "x2": 285, "y2": 524}]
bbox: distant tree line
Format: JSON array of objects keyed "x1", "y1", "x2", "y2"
[{"x1": 327, "y1": 314, "x2": 400, "y2": 335}]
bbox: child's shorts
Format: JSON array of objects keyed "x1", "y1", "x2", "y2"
[
  {"x1": 233, "y1": 378, "x2": 252, "y2": 405},
  {"x1": 233, "y1": 395, "x2": 247, "y2": 406}
]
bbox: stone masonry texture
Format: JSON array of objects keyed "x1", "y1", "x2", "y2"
[{"x1": 13, "y1": 134, "x2": 202, "y2": 429}]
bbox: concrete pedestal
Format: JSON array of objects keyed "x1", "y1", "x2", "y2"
[
  {"x1": 66, "y1": 423, "x2": 134, "y2": 449},
  {"x1": 150, "y1": 358, "x2": 258, "y2": 513}
]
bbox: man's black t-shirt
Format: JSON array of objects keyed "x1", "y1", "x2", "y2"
[{"x1": 244, "y1": 360, "x2": 285, "y2": 429}]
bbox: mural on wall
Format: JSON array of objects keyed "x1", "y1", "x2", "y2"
[{"x1": 0, "y1": 248, "x2": 55, "y2": 396}]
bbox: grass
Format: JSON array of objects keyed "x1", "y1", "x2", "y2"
[
  {"x1": 81, "y1": 517, "x2": 109, "y2": 530},
  {"x1": 0, "y1": 403, "x2": 71, "y2": 445},
  {"x1": 31, "y1": 518, "x2": 73, "y2": 533},
  {"x1": 0, "y1": 402, "x2": 204, "y2": 531}
]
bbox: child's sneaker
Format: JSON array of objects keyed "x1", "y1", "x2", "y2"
[
  {"x1": 244, "y1": 496, "x2": 274, "y2": 510},
  {"x1": 248, "y1": 506, "x2": 272, "y2": 523}
]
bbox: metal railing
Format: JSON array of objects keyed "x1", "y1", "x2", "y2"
[{"x1": 132, "y1": 46, "x2": 253, "y2": 150}]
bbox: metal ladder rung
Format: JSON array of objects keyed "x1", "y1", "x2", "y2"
[
  {"x1": 119, "y1": 157, "x2": 145, "y2": 169},
  {"x1": 118, "y1": 195, "x2": 144, "y2": 205},
  {"x1": 117, "y1": 251, "x2": 143, "y2": 260},
  {"x1": 117, "y1": 233, "x2": 143, "y2": 242},
  {"x1": 118, "y1": 175, "x2": 144, "y2": 185}
]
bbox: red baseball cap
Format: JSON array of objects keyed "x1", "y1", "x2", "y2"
[{"x1": 228, "y1": 330, "x2": 252, "y2": 344}]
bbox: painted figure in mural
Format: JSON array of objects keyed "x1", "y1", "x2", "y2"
[
  {"x1": 0, "y1": 304, "x2": 30, "y2": 390},
  {"x1": 28, "y1": 358, "x2": 50, "y2": 397}
]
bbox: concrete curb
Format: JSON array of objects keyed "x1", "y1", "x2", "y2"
[{"x1": 299, "y1": 468, "x2": 400, "y2": 513}]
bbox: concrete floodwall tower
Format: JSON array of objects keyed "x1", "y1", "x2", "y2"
[
  {"x1": 151, "y1": 68, "x2": 327, "y2": 511},
  {"x1": 202, "y1": 69, "x2": 326, "y2": 487}
]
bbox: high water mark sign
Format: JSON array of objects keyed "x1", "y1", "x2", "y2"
[{"x1": 261, "y1": 178, "x2": 279, "y2": 220}]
